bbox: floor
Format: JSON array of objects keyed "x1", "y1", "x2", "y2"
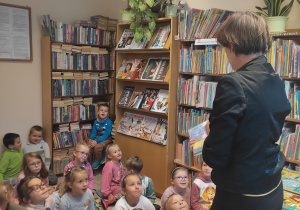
[{"x1": 56, "y1": 165, "x2": 161, "y2": 209}]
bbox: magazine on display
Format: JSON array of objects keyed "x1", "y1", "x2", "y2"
[
  {"x1": 140, "y1": 58, "x2": 161, "y2": 81},
  {"x1": 151, "y1": 119, "x2": 168, "y2": 145},
  {"x1": 151, "y1": 89, "x2": 169, "y2": 113},
  {"x1": 117, "y1": 86, "x2": 135, "y2": 106},
  {"x1": 138, "y1": 88, "x2": 159, "y2": 110}
]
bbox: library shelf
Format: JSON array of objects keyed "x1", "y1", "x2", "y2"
[
  {"x1": 174, "y1": 160, "x2": 201, "y2": 172},
  {"x1": 115, "y1": 49, "x2": 170, "y2": 54},
  {"x1": 116, "y1": 78, "x2": 169, "y2": 85},
  {"x1": 177, "y1": 133, "x2": 189, "y2": 138},
  {"x1": 116, "y1": 105, "x2": 168, "y2": 117},
  {"x1": 178, "y1": 72, "x2": 224, "y2": 77},
  {"x1": 52, "y1": 93, "x2": 113, "y2": 99},
  {"x1": 52, "y1": 69, "x2": 115, "y2": 73},
  {"x1": 116, "y1": 132, "x2": 166, "y2": 146},
  {"x1": 178, "y1": 103, "x2": 213, "y2": 110},
  {"x1": 285, "y1": 118, "x2": 300, "y2": 123},
  {"x1": 286, "y1": 159, "x2": 300, "y2": 165},
  {"x1": 51, "y1": 41, "x2": 111, "y2": 48},
  {"x1": 53, "y1": 119, "x2": 95, "y2": 126}
]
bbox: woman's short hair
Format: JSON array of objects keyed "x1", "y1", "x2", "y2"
[{"x1": 216, "y1": 11, "x2": 272, "y2": 55}]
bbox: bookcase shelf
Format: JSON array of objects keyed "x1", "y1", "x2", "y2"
[
  {"x1": 178, "y1": 103, "x2": 213, "y2": 110},
  {"x1": 177, "y1": 133, "x2": 189, "y2": 138},
  {"x1": 285, "y1": 118, "x2": 300, "y2": 123},
  {"x1": 116, "y1": 105, "x2": 168, "y2": 117},
  {"x1": 178, "y1": 72, "x2": 224, "y2": 77},
  {"x1": 286, "y1": 159, "x2": 300, "y2": 165},
  {"x1": 174, "y1": 160, "x2": 202, "y2": 172},
  {"x1": 114, "y1": 17, "x2": 179, "y2": 195},
  {"x1": 42, "y1": 36, "x2": 115, "y2": 174}
]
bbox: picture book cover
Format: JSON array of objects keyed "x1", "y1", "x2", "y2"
[
  {"x1": 129, "y1": 59, "x2": 148, "y2": 80},
  {"x1": 151, "y1": 119, "x2": 168, "y2": 145},
  {"x1": 188, "y1": 120, "x2": 208, "y2": 156},
  {"x1": 283, "y1": 191, "x2": 300, "y2": 209},
  {"x1": 282, "y1": 169, "x2": 300, "y2": 194},
  {"x1": 282, "y1": 169, "x2": 300, "y2": 180},
  {"x1": 138, "y1": 88, "x2": 159, "y2": 111},
  {"x1": 140, "y1": 58, "x2": 161, "y2": 81},
  {"x1": 117, "y1": 112, "x2": 133, "y2": 135},
  {"x1": 138, "y1": 116, "x2": 158, "y2": 140},
  {"x1": 151, "y1": 89, "x2": 169, "y2": 113},
  {"x1": 128, "y1": 89, "x2": 144, "y2": 109},
  {"x1": 150, "y1": 25, "x2": 171, "y2": 49},
  {"x1": 117, "y1": 86, "x2": 135, "y2": 106},
  {"x1": 153, "y1": 58, "x2": 170, "y2": 81},
  {"x1": 128, "y1": 114, "x2": 145, "y2": 137},
  {"x1": 116, "y1": 59, "x2": 135, "y2": 79}
]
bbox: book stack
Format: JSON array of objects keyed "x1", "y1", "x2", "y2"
[
  {"x1": 107, "y1": 19, "x2": 118, "y2": 31},
  {"x1": 117, "y1": 112, "x2": 168, "y2": 145},
  {"x1": 52, "y1": 147, "x2": 74, "y2": 174},
  {"x1": 90, "y1": 15, "x2": 109, "y2": 30}
]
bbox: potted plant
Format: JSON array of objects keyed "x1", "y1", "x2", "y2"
[
  {"x1": 154, "y1": 0, "x2": 178, "y2": 17},
  {"x1": 119, "y1": 3, "x2": 133, "y2": 23},
  {"x1": 119, "y1": 0, "x2": 158, "y2": 43},
  {"x1": 255, "y1": 0, "x2": 300, "y2": 33}
]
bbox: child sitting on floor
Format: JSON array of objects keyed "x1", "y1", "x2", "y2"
[
  {"x1": 0, "y1": 182, "x2": 26, "y2": 210},
  {"x1": 165, "y1": 194, "x2": 189, "y2": 210}
]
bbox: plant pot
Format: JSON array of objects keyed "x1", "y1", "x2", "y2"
[
  {"x1": 265, "y1": 16, "x2": 288, "y2": 34},
  {"x1": 121, "y1": 11, "x2": 133, "y2": 23},
  {"x1": 165, "y1": 5, "x2": 178, "y2": 17}
]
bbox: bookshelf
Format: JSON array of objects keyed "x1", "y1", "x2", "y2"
[
  {"x1": 114, "y1": 17, "x2": 179, "y2": 196},
  {"x1": 41, "y1": 35, "x2": 115, "y2": 174}
]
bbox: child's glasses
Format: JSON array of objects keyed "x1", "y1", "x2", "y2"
[
  {"x1": 28, "y1": 161, "x2": 42, "y2": 167},
  {"x1": 28, "y1": 181, "x2": 47, "y2": 193},
  {"x1": 174, "y1": 176, "x2": 189, "y2": 181},
  {"x1": 76, "y1": 151, "x2": 89, "y2": 157}
]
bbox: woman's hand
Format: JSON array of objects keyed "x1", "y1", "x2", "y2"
[
  {"x1": 189, "y1": 138, "x2": 196, "y2": 150},
  {"x1": 205, "y1": 121, "x2": 210, "y2": 135}
]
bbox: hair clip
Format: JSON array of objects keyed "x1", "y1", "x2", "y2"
[
  {"x1": 170, "y1": 167, "x2": 183, "y2": 179},
  {"x1": 66, "y1": 167, "x2": 72, "y2": 175}
]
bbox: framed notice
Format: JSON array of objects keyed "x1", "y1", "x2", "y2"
[{"x1": 0, "y1": 3, "x2": 32, "y2": 61}]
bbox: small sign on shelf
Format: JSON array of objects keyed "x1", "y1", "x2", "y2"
[{"x1": 195, "y1": 38, "x2": 218, "y2": 45}]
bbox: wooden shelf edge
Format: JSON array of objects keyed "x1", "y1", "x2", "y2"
[
  {"x1": 53, "y1": 119, "x2": 95, "y2": 125},
  {"x1": 286, "y1": 159, "x2": 300, "y2": 165},
  {"x1": 178, "y1": 103, "x2": 213, "y2": 110},
  {"x1": 285, "y1": 118, "x2": 300, "y2": 123},
  {"x1": 177, "y1": 133, "x2": 189, "y2": 138},
  {"x1": 116, "y1": 49, "x2": 170, "y2": 53},
  {"x1": 50, "y1": 40, "x2": 112, "y2": 48},
  {"x1": 52, "y1": 93, "x2": 113, "y2": 98},
  {"x1": 118, "y1": 17, "x2": 172, "y2": 26},
  {"x1": 52, "y1": 69, "x2": 114, "y2": 72},
  {"x1": 116, "y1": 78, "x2": 169, "y2": 85},
  {"x1": 179, "y1": 72, "x2": 224, "y2": 77},
  {"x1": 116, "y1": 132, "x2": 166, "y2": 146},
  {"x1": 174, "y1": 160, "x2": 201, "y2": 172},
  {"x1": 117, "y1": 105, "x2": 168, "y2": 117}
]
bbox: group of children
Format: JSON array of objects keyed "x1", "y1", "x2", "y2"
[{"x1": 0, "y1": 103, "x2": 216, "y2": 210}]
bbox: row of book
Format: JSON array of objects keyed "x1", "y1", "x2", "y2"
[
  {"x1": 177, "y1": 107, "x2": 210, "y2": 136},
  {"x1": 117, "y1": 112, "x2": 168, "y2": 145},
  {"x1": 90, "y1": 15, "x2": 117, "y2": 31},
  {"x1": 51, "y1": 44, "x2": 114, "y2": 70},
  {"x1": 178, "y1": 8, "x2": 233, "y2": 40},
  {"x1": 180, "y1": 44, "x2": 233, "y2": 74},
  {"x1": 52, "y1": 147, "x2": 74, "y2": 174},
  {"x1": 116, "y1": 25, "x2": 170, "y2": 50},
  {"x1": 176, "y1": 139, "x2": 202, "y2": 168},
  {"x1": 284, "y1": 81, "x2": 300, "y2": 119},
  {"x1": 116, "y1": 58, "x2": 170, "y2": 82},
  {"x1": 52, "y1": 104, "x2": 98, "y2": 123},
  {"x1": 118, "y1": 87, "x2": 169, "y2": 114},
  {"x1": 40, "y1": 15, "x2": 116, "y2": 46},
  {"x1": 266, "y1": 39, "x2": 300, "y2": 77},
  {"x1": 178, "y1": 76, "x2": 217, "y2": 108},
  {"x1": 279, "y1": 123, "x2": 300, "y2": 162},
  {"x1": 52, "y1": 77, "x2": 114, "y2": 97}
]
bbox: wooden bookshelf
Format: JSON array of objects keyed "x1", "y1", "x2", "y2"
[{"x1": 114, "y1": 17, "x2": 179, "y2": 195}]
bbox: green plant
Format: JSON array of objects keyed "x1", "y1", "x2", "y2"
[
  {"x1": 256, "y1": 0, "x2": 300, "y2": 17},
  {"x1": 119, "y1": 0, "x2": 159, "y2": 43},
  {"x1": 153, "y1": 0, "x2": 175, "y2": 14}
]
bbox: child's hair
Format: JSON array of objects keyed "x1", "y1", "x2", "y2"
[
  {"x1": 17, "y1": 176, "x2": 43, "y2": 204},
  {"x1": 164, "y1": 193, "x2": 179, "y2": 210},
  {"x1": 59, "y1": 166, "x2": 88, "y2": 196},
  {"x1": 170, "y1": 167, "x2": 188, "y2": 179},
  {"x1": 121, "y1": 173, "x2": 141, "y2": 189},
  {"x1": 105, "y1": 142, "x2": 119, "y2": 161},
  {"x1": 3, "y1": 133, "x2": 20, "y2": 148},
  {"x1": 29, "y1": 125, "x2": 43, "y2": 136},
  {"x1": 73, "y1": 142, "x2": 89, "y2": 160},
  {"x1": 23, "y1": 152, "x2": 49, "y2": 179},
  {"x1": 98, "y1": 103, "x2": 110, "y2": 111},
  {"x1": 124, "y1": 156, "x2": 143, "y2": 173},
  {"x1": 0, "y1": 182, "x2": 13, "y2": 204}
]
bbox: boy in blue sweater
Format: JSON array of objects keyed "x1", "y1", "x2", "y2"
[{"x1": 89, "y1": 104, "x2": 113, "y2": 169}]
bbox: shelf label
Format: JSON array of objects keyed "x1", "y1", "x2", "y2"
[{"x1": 195, "y1": 38, "x2": 218, "y2": 45}]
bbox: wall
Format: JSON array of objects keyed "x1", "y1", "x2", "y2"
[
  {"x1": 0, "y1": 0, "x2": 299, "y2": 153},
  {"x1": 0, "y1": 0, "x2": 126, "y2": 153}
]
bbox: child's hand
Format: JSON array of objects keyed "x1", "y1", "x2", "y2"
[
  {"x1": 205, "y1": 121, "x2": 210, "y2": 135},
  {"x1": 89, "y1": 140, "x2": 97, "y2": 148},
  {"x1": 48, "y1": 186, "x2": 56, "y2": 195},
  {"x1": 189, "y1": 138, "x2": 196, "y2": 150},
  {"x1": 108, "y1": 194, "x2": 116, "y2": 204},
  {"x1": 11, "y1": 198, "x2": 19, "y2": 204}
]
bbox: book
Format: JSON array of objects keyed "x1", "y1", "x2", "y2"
[
  {"x1": 150, "y1": 25, "x2": 171, "y2": 49},
  {"x1": 116, "y1": 59, "x2": 135, "y2": 79},
  {"x1": 188, "y1": 120, "x2": 208, "y2": 156},
  {"x1": 128, "y1": 89, "x2": 144, "y2": 108},
  {"x1": 40, "y1": 15, "x2": 51, "y2": 36},
  {"x1": 117, "y1": 86, "x2": 135, "y2": 106},
  {"x1": 151, "y1": 89, "x2": 169, "y2": 113},
  {"x1": 283, "y1": 191, "x2": 300, "y2": 210},
  {"x1": 138, "y1": 116, "x2": 158, "y2": 140},
  {"x1": 151, "y1": 119, "x2": 168, "y2": 145},
  {"x1": 153, "y1": 58, "x2": 170, "y2": 81},
  {"x1": 140, "y1": 58, "x2": 161, "y2": 80},
  {"x1": 138, "y1": 88, "x2": 159, "y2": 110},
  {"x1": 128, "y1": 114, "x2": 145, "y2": 137},
  {"x1": 282, "y1": 169, "x2": 300, "y2": 194},
  {"x1": 117, "y1": 112, "x2": 134, "y2": 134}
]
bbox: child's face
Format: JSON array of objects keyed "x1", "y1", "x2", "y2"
[
  {"x1": 68, "y1": 172, "x2": 89, "y2": 197},
  {"x1": 108, "y1": 145, "x2": 122, "y2": 161},
  {"x1": 98, "y1": 106, "x2": 109, "y2": 119},
  {"x1": 122, "y1": 175, "x2": 142, "y2": 200},
  {"x1": 167, "y1": 194, "x2": 189, "y2": 210},
  {"x1": 171, "y1": 169, "x2": 189, "y2": 191},
  {"x1": 29, "y1": 130, "x2": 43, "y2": 144},
  {"x1": 11, "y1": 137, "x2": 22, "y2": 150},
  {"x1": 74, "y1": 145, "x2": 89, "y2": 163},
  {"x1": 27, "y1": 178, "x2": 49, "y2": 204},
  {"x1": 27, "y1": 157, "x2": 42, "y2": 175},
  {"x1": 201, "y1": 162, "x2": 212, "y2": 178}
]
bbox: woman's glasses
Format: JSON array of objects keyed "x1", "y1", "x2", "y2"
[
  {"x1": 76, "y1": 151, "x2": 89, "y2": 157},
  {"x1": 28, "y1": 161, "x2": 42, "y2": 167},
  {"x1": 28, "y1": 181, "x2": 47, "y2": 193},
  {"x1": 173, "y1": 176, "x2": 189, "y2": 181}
]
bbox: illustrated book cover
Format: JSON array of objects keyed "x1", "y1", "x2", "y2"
[
  {"x1": 151, "y1": 119, "x2": 168, "y2": 145},
  {"x1": 150, "y1": 89, "x2": 169, "y2": 113},
  {"x1": 138, "y1": 116, "x2": 158, "y2": 140},
  {"x1": 138, "y1": 88, "x2": 159, "y2": 110},
  {"x1": 188, "y1": 120, "x2": 208, "y2": 156},
  {"x1": 117, "y1": 86, "x2": 135, "y2": 106},
  {"x1": 140, "y1": 58, "x2": 161, "y2": 81},
  {"x1": 117, "y1": 112, "x2": 134, "y2": 134}
]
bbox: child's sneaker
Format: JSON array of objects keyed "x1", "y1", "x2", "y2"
[
  {"x1": 101, "y1": 198, "x2": 109, "y2": 210},
  {"x1": 99, "y1": 154, "x2": 105, "y2": 165},
  {"x1": 92, "y1": 160, "x2": 100, "y2": 169}
]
